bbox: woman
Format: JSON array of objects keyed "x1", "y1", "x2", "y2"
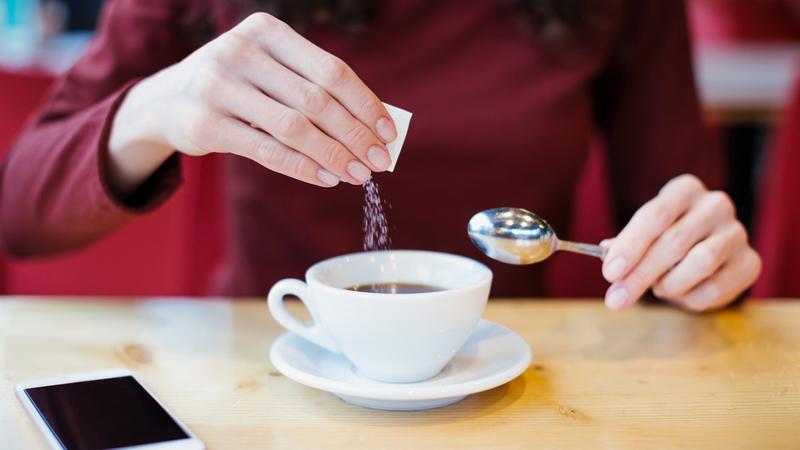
[{"x1": 0, "y1": 0, "x2": 760, "y2": 311}]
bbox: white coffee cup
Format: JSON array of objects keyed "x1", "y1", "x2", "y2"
[{"x1": 267, "y1": 250, "x2": 492, "y2": 383}]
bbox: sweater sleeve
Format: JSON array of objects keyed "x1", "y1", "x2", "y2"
[
  {"x1": 0, "y1": 0, "x2": 203, "y2": 256},
  {"x1": 592, "y1": 0, "x2": 725, "y2": 227}
]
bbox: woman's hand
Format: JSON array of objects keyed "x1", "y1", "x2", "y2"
[
  {"x1": 601, "y1": 174, "x2": 761, "y2": 312},
  {"x1": 109, "y1": 13, "x2": 396, "y2": 196}
]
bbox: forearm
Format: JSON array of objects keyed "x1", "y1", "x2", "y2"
[{"x1": 0, "y1": 83, "x2": 181, "y2": 257}]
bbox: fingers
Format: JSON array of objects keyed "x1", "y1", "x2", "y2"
[
  {"x1": 604, "y1": 188, "x2": 736, "y2": 310},
  {"x1": 239, "y1": 51, "x2": 392, "y2": 172},
  {"x1": 201, "y1": 117, "x2": 339, "y2": 187},
  {"x1": 675, "y1": 247, "x2": 762, "y2": 312},
  {"x1": 602, "y1": 174, "x2": 760, "y2": 314},
  {"x1": 234, "y1": 13, "x2": 397, "y2": 144},
  {"x1": 603, "y1": 174, "x2": 706, "y2": 285},
  {"x1": 653, "y1": 222, "x2": 748, "y2": 299},
  {"x1": 218, "y1": 80, "x2": 371, "y2": 185}
]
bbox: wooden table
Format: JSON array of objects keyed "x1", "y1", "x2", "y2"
[{"x1": 1, "y1": 297, "x2": 799, "y2": 449}]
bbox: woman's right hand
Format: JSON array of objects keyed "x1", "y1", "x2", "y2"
[{"x1": 108, "y1": 12, "x2": 397, "y2": 195}]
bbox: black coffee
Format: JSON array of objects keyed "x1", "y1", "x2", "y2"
[{"x1": 347, "y1": 283, "x2": 444, "y2": 294}]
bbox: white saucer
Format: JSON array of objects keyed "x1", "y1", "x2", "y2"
[{"x1": 269, "y1": 320, "x2": 532, "y2": 411}]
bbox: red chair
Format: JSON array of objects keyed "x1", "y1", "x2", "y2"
[
  {"x1": 0, "y1": 69, "x2": 226, "y2": 295},
  {"x1": 753, "y1": 78, "x2": 800, "y2": 297}
]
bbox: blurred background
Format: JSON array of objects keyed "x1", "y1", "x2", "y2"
[{"x1": 1, "y1": 0, "x2": 798, "y2": 298}]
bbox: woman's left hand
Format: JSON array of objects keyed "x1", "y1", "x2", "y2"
[{"x1": 601, "y1": 174, "x2": 761, "y2": 312}]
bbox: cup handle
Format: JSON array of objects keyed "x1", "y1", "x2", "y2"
[{"x1": 267, "y1": 279, "x2": 339, "y2": 353}]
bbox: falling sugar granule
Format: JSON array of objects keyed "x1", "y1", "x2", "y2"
[{"x1": 362, "y1": 177, "x2": 391, "y2": 251}]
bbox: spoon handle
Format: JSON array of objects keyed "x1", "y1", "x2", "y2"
[{"x1": 556, "y1": 240, "x2": 607, "y2": 260}]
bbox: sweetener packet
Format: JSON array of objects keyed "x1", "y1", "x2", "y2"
[{"x1": 382, "y1": 102, "x2": 412, "y2": 172}]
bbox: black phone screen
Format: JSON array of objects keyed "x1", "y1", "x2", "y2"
[{"x1": 23, "y1": 376, "x2": 189, "y2": 450}]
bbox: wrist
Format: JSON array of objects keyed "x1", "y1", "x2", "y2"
[
  {"x1": 110, "y1": 76, "x2": 173, "y2": 160},
  {"x1": 107, "y1": 77, "x2": 174, "y2": 197}
]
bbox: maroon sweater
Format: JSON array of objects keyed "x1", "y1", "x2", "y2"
[{"x1": 0, "y1": 0, "x2": 722, "y2": 296}]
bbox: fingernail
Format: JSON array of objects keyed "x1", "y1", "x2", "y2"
[
  {"x1": 376, "y1": 116, "x2": 396, "y2": 142},
  {"x1": 605, "y1": 285, "x2": 630, "y2": 311},
  {"x1": 604, "y1": 256, "x2": 627, "y2": 281},
  {"x1": 316, "y1": 169, "x2": 339, "y2": 187},
  {"x1": 367, "y1": 145, "x2": 391, "y2": 170},
  {"x1": 347, "y1": 160, "x2": 371, "y2": 183},
  {"x1": 599, "y1": 239, "x2": 611, "y2": 248}
]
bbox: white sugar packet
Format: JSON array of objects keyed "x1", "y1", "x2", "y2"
[{"x1": 382, "y1": 103, "x2": 412, "y2": 172}]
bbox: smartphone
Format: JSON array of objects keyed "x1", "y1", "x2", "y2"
[{"x1": 16, "y1": 368, "x2": 205, "y2": 450}]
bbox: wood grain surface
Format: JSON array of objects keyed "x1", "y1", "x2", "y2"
[{"x1": 1, "y1": 297, "x2": 798, "y2": 449}]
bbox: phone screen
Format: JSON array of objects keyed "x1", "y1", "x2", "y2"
[{"x1": 23, "y1": 376, "x2": 189, "y2": 450}]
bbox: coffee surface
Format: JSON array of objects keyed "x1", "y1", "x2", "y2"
[{"x1": 346, "y1": 283, "x2": 443, "y2": 294}]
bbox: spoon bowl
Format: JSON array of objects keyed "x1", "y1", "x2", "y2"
[{"x1": 467, "y1": 208, "x2": 606, "y2": 265}]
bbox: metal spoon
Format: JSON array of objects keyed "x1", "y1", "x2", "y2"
[{"x1": 467, "y1": 207, "x2": 607, "y2": 265}]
